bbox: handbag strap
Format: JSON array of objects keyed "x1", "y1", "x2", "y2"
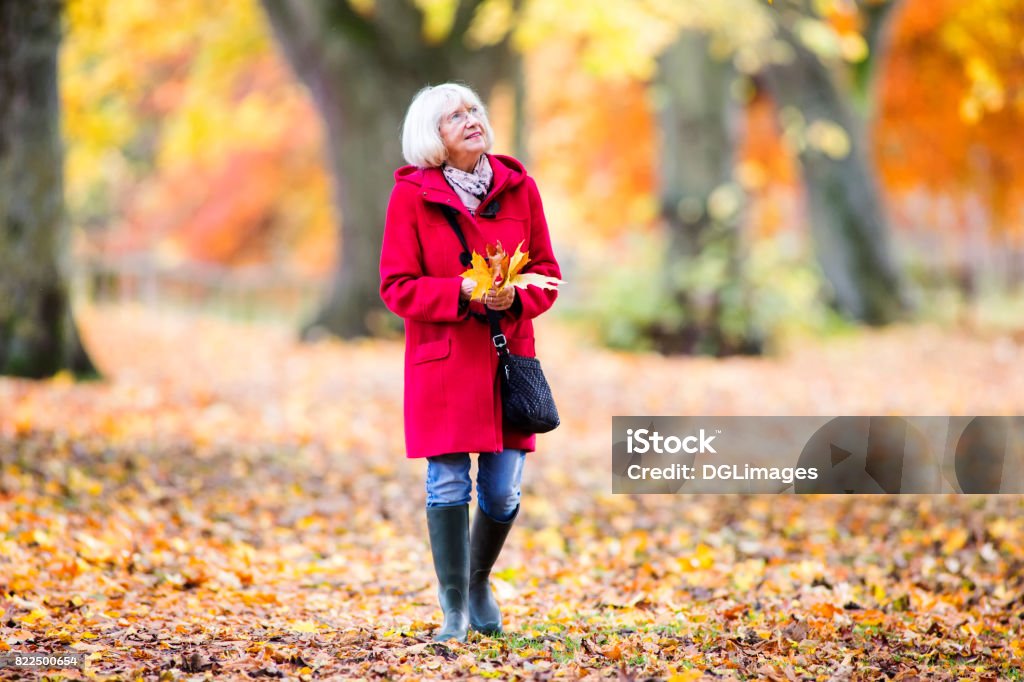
[
  {"x1": 439, "y1": 205, "x2": 510, "y2": 359},
  {"x1": 440, "y1": 205, "x2": 474, "y2": 269}
]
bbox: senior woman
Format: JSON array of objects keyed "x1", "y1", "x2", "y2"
[{"x1": 379, "y1": 82, "x2": 561, "y2": 643}]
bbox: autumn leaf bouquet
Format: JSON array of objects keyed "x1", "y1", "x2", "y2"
[{"x1": 460, "y1": 240, "x2": 564, "y2": 300}]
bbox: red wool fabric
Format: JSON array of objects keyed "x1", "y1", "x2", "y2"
[{"x1": 379, "y1": 154, "x2": 561, "y2": 459}]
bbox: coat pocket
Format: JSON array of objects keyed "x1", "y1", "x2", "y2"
[
  {"x1": 487, "y1": 217, "x2": 527, "y2": 251},
  {"x1": 413, "y1": 338, "x2": 451, "y2": 364},
  {"x1": 507, "y1": 336, "x2": 536, "y2": 358}
]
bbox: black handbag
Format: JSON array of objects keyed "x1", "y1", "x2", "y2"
[{"x1": 440, "y1": 206, "x2": 560, "y2": 434}]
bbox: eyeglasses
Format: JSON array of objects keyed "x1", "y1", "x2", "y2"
[{"x1": 443, "y1": 105, "x2": 482, "y2": 127}]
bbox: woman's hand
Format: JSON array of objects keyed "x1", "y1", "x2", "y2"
[
  {"x1": 482, "y1": 286, "x2": 515, "y2": 311},
  {"x1": 459, "y1": 278, "x2": 475, "y2": 301}
]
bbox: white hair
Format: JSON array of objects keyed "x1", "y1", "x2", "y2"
[{"x1": 401, "y1": 82, "x2": 494, "y2": 168}]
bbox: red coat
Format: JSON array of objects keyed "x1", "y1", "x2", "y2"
[{"x1": 379, "y1": 154, "x2": 561, "y2": 458}]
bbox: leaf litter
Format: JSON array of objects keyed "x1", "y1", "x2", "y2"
[{"x1": 0, "y1": 303, "x2": 1022, "y2": 679}]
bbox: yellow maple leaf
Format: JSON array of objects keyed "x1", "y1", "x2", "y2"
[
  {"x1": 20, "y1": 608, "x2": 49, "y2": 625},
  {"x1": 509, "y1": 272, "x2": 564, "y2": 291},
  {"x1": 668, "y1": 671, "x2": 704, "y2": 682},
  {"x1": 503, "y1": 241, "x2": 530, "y2": 286},
  {"x1": 502, "y1": 241, "x2": 564, "y2": 292},
  {"x1": 461, "y1": 251, "x2": 496, "y2": 300},
  {"x1": 289, "y1": 620, "x2": 319, "y2": 633}
]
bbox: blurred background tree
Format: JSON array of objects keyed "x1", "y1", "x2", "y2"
[
  {"x1": 1, "y1": 0, "x2": 96, "y2": 378},
  {"x1": 760, "y1": 0, "x2": 906, "y2": 325},
  {"x1": 259, "y1": 0, "x2": 521, "y2": 338},
  {"x1": 652, "y1": 30, "x2": 760, "y2": 355}
]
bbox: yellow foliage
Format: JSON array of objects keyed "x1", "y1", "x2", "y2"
[
  {"x1": 349, "y1": 0, "x2": 375, "y2": 16},
  {"x1": 941, "y1": 526, "x2": 970, "y2": 554},
  {"x1": 62, "y1": 0, "x2": 334, "y2": 273},
  {"x1": 676, "y1": 543, "x2": 715, "y2": 571},
  {"x1": 20, "y1": 608, "x2": 50, "y2": 625},
  {"x1": 667, "y1": 671, "x2": 704, "y2": 682},
  {"x1": 466, "y1": 0, "x2": 515, "y2": 48},
  {"x1": 518, "y1": 0, "x2": 692, "y2": 80},
  {"x1": 288, "y1": 620, "x2": 320, "y2": 633},
  {"x1": 806, "y1": 119, "x2": 851, "y2": 159},
  {"x1": 413, "y1": 0, "x2": 458, "y2": 44}
]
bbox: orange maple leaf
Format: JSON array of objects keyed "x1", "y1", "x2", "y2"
[{"x1": 462, "y1": 240, "x2": 564, "y2": 298}]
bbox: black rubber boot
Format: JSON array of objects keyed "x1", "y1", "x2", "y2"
[
  {"x1": 468, "y1": 505, "x2": 519, "y2": 635},
  {"x1": 425, "y1": 504, "x2": 470, "y2": 643}
]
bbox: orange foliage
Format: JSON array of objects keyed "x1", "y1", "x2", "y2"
[
  {"x1": 737, "y1": 92, "x2": 801, "y2": 238},
  {"x1": 826, "y1": 2, "x2": 861, "y2": 36},
  {"x1": 170, "y1": 150, "x2": 281, "y2": 264},
  {"x1": 527, "y1": 39, "x2": 659, "y2": 238},
  {"x1": 876, "y1": 0, "x2": 1024, "y2": 232},
  {"x1": 525, "y1": 37, "x2": 801, "y2": 241},
  {"x1": 525, "y1": 1, "x2": 1024, "y2": 245},
  {"x1": 128, "y1": 58, "x2": 335, "y2": 274},
  {"x1": 65, "y1": 5, "x2": 336, "y2": 276}
]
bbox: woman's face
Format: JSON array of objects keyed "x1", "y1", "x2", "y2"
[{"x1": 439, "y1": 102, "x2": 487, "y2": 168}]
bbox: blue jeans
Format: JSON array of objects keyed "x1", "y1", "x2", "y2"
[{"x1": 425, "y1": 449, "x2": 526, "y2": 522}]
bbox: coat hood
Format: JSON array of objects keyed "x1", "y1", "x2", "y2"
[{"x1": 394, "y1": 154, "x2": 528, "y2": 196}]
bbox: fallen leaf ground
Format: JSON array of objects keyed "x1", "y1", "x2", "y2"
[{"x1": 1, "y1": 303, "x2": 1022, "y2": 681}]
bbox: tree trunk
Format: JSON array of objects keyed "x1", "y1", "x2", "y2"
[
  {"x1": 762, "y1": 3, "x2": 906, "y2": 324},
  {"x1": 651, "y1": 30, "x2": 761, "y2": 355},
  {"x1": 260, "y1": 0, "x2": 516, "y2": 339},
  {"x1": 851, "y1": 0, "x2": 901, "y2": 119},
  {"x1": 0, "y1": 0, "x2": 97, "y2": 378}
]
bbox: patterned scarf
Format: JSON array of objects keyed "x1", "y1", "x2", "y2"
[{"x1": 442, "y1": 154, "x2": 493, "y2": 213}]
